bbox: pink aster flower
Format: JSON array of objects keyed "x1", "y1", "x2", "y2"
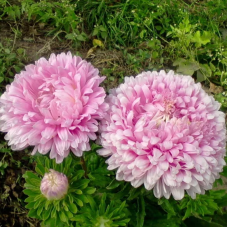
[
  {"x1": 0, "y1": 52, "x2": 108, "y2": 163},
  {"x1": 40, "y1": 169, "x2": 69, "y2": 200},
  {"x1": 98, "y1": 70, "x2": 226, "y2": 200}
]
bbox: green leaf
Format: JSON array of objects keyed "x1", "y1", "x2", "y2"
[
  {"x1": 23, "y1": 189, "x2": 41, "y2": 196},
  {"x1": 99, "y1": 193, "x2": 106, "y2": 215},
  {"x1": 99, "y1": 25, "x2": 106, "y2": 32},
  {"x1": 68, "y1": 194, "x2": 74, "y2": 204},
  {"x1": 42, "y1": 207, "x2": 52, "y2": 220},
  {"x1": 70, "y1": 170, "x2": 85, "y2": 182},
  {"x1": 45, "y1": 157, "x2": 50, "y2": 169},
  {"x1": 23, "y1": 171, "x2": 40, "y2": 181},
  {"x1": 26, "y1": 178, "x2": 41, "y2": 187},
  {"x1": 196, "y1": 71, "x2": 206, "y2": 82},
  {"x1": 35, "y1": 164, "x2": 46, "y2": 176},
  {"x1": 183, "y1": 204, "x2": 192, "y2": 220},
  {"x1": 51, "y1": 207, "x2": 57, "y2": 218},
  {"x1": 74, "y1": 189, "x2": 83, "y2": 194},
  {"x1": 34, "y1": 198, "x2": 43, "y2": 209},
  {"x1": 72, "y1": 179, "x2": 90, "y2": 189},
  {"x1": 84, "y1": 187, "x2": 96, "y2": 194},
  {"x1": 65, "y1": 33, "x2": 75, "y2": 40},
  {"x1": 159, "y1": 198, "x2": 176, "y2": 218},
  {"x1": 68, "y1": 203, "x2": 78, "y2": 214},
  {"x1": 37, "y1": 205, "x2": 43, "y2": 217},
  {"x1": 0, "y1": 77, "x2": 4, "y2": 83},
  {"x1": 25, "y1": 201, "x2": 36, "y2": 209},
  {"x1": 86, "y1": 195, "x2": 96, "y2": 210},
  {"x1": 173, "y1": 58, "x2": 200, "y2": 76},
  {"x1": 77, "y1": 34, "x2": 86, "y2": 41},
  {"x1": 24, "y1": 196, "x2": 36, "y2": 203},
  {"x1": 65, "y1": 210, "x2": 73, "y2": 219},
  {"x1": 28, "y1": 209, "x2": 39, "y2": 219},
  {"x1": 59, "y1": 210, "x2": 67, "y2": 222},
  {"x1": 24, "y1": 183, "x2": 38, "y2": 189},
  {"x1": 136, "y1": 195, "x2": 146, "y2": 227},
  {"x1": 106, "y1": 178, "x2": 121, "y2": 190},
  {"x1": 128, "y1": 187, "x2": 144, "y2": 200},
  {"x1": 199, "y1": 64, "x2": 212, "y2": 78},
  {"x1": 191, "y1": 31, "x2": 211, "y2": 47},
  {"x1": 75, "y1": 197, "x2": 83, "y2": 207},
  {"x1": 76, "y1": 194, "x2": 89, "y2": 203}
]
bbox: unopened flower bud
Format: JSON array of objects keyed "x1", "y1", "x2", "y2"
[{"x1": 40, "y1": 169, "x2": 69, "y2": 200}]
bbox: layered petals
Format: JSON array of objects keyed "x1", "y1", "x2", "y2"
[
  {"x1": 0, "y1": 52, "x2": 108, "y2": 163},
  {"x1": 98, "y1": 70, "x2": 226, "y2": 200}
]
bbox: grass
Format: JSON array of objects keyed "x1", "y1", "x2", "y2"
[{"x1": 0, "y1": 0, "x2": 227, "y2": 226}]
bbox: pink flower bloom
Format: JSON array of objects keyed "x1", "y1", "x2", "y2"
[
  {"x1": 98, "y1": 71, "x2": 226, "y2": 200},
  {"x1": 40, "y1": 169, "x2": 68, "y2": 200},
  {"x1": 0, "y1": 52, "x2": 108, "y2": 163}
]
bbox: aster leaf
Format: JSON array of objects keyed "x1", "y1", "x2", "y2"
[
  {"x1": 28, "y1": 209, "x2": 39, "y2": 219},
  {"x1": 99, "y1": 193, "x2": 107, "y2": 215},
  {"x1": 34, "y1": 198, "x2": 43, "y2": 209},
  {"x1": 67, "y1": 194, "x2": 74, "y2": 204},
  {"x1": 37, "y1": 204, "x2": 43, "y2": 217},
  {"x1": 36, "y1": 156, "x2": 45, "y2": 166},
  {"x1": 52, "y1": 201, "x2": 58, "y2": 211},
  {"x1": 35, "y1": 164, "x2": 46, "y2": 176},
  {"x1": 74, "y1": 197, "x2": 83, "y2": 207},
  {"x1": 25, "y1": 201, "x2": 36, "y2": 209},
  {"x1": 72, "y1": 179, "x2": 90, "y2": 189},
  {"x1": 106, "y1": 178, "x2": 121, "y2": 190},
  {"x1": 62, "y1": 201, "x2": 69, "y2": 211},
  {"x1": 26, "y1": 178, "x2": 41, "y2": 187},
  {"x1": 44, "y1": 200, "x2": 53, "y2": 210},
  {"x1": 136, "y1": 195, "x2": 146, "y2": 227},
  {"x1": 34, "y1": 194, "x2": 44, "y2": 202},
  {"x1": 25, "y1": 196, "x2": 36, "y2": 203},
  {"x1": 23, "y1": 171, "x2": 40, "y2": 181},
  {"x1": 51, "y1": 207, "x2": 57, "y2": 218},
  {"x1": 114, "y1": 218, "x2": 130, "y2": 226},
  {"x1": 73, "y1": 189, "x2": 83, "y2": 194},
  {"x1": 112, "y1": 183, "x2": 131, "y2": 200},
  {"x1": 44, "y1": 156, "x2": 50, "y2": 168},
  {"x1": 24, "y1": 183, "x2": 39, "y2": 189},
  {"x1": 128, "y1": 187, "x2": 145, "y2": 201},
  {"x1": 23, "y1": 189, "x2": 40, "y2": 196},
  {"x1": 158, "y1": 198, "x2": 176, "y2": 219},
  {"x1": 84, "y1": 187, "x2": 96, "y2": 194},
  {"x1": 65, "y1": 210, "x2": 73, "y2": 219},
  {"x1": 62, "y1": 157, "x2": 72, "y2": 174},
  {"x1": 76, "y1": 194, "x2": 89, "y2": 203},
  {"x1": 59, "y1": 210, "x2": 67, "y2": 222},
  {"x1": 183, "y1": 202, "x2": 193, "y2": 220},
  {"x1": 68, "y1": 203, "x2": 78, "y2": 214},
  {"x1": 86, "y1": 195, "x2": 96, "y2": 211},
  {"x1": 42, "y1": 206, "x2": 52, "y2": 221},
  {"x1": 71, "y1": 170, "x2": 85, "y2": 182}
]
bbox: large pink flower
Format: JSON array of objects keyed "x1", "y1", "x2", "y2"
[
  {"x1": 0, "y1": 52, "x2": 108, "y2": 163},
  {"x1": 98, "y1": 71, "x2": 226, "y2": 200}
]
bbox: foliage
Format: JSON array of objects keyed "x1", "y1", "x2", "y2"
[
  {"x1": 0, "y1": 42, "x2": 25, "y2": 87},
  {"x1": 23, "y1": 155, "x2": 96, "y2": 226},
  {"x1": 72, "y1": 193, "x2": 130, "y2": 227}
]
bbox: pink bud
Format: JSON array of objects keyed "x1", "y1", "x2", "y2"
[{"x1": 40, "y1": 169, "x2": 69, "y2": 200}]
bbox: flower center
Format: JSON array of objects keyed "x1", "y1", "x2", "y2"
[
  {"x1": 46, "y1": 173, "x2": 58, "y2": 187},
  {"x1": 164, "y1": 99, "x2": 175, "y2": 117}
]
